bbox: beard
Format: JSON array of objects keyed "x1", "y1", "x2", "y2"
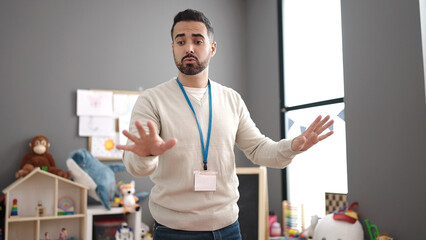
[{"x1": 174, "y1": 53, "x2": 209, "y2": 75}]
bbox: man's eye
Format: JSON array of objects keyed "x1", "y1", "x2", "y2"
[
  {"x1": 195, "y1": 40, "x2": 203, "y2": 44},
  {"x1": 177, "y1": 41, "x2": 184, "y2": 45}
]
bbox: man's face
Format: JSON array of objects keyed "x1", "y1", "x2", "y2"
[{"x1": 172, "y1": 21, "x2": 216, "y2": 75}]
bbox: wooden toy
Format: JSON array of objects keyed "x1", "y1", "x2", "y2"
[
  {"x1": 36, "y1": 201, "x2": 45, "y2": 217},
  {"x1": 10, "y1": 199, "x2": 18, "y2": 217}
]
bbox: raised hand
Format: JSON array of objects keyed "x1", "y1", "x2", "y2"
[
  {"x1": 291, "y1": 115, "x2": 334, "y2": 152},
  {"x1": 116, "y1": 120, "x2": 177, "y2": 157}
]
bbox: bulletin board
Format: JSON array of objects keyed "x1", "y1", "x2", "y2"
[
  {"x1": 76, "y1": 89, "x2": 141, "y2": 161},
  {"x1": 236, "y1": 167, "x2": 269, "y2": 240}
]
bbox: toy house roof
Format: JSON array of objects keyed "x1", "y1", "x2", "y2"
[{"x1": 2, "y1": 167, "x2": 88, "y2": 194}]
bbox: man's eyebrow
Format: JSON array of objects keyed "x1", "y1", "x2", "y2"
[
  {"x1": 174, "y1": 33, "x2": 185, "y2": 40},
  {"x1": 174, "y1": 33, "x2": 206, "y2": 40},
  {"x1": 191, "y1": 33, "x2": 205, "y2": 39}
]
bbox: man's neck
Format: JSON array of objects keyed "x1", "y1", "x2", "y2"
[{"x1": 177, "y1": 69, "x2": 209, "y2": 88}]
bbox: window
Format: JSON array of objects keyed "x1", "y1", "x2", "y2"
[
  {"x1": 279, "y1": 0, "x2": 348, "y2": 228},
  {"x1": 419, "y1": 0, "x2": 426, "y2": 105}
]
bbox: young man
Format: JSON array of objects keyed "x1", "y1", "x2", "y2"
[{"x1": 117, "y1": 9, "x2": 333, "y2": 240}]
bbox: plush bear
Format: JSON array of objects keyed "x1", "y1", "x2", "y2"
[{"x1": 16, "y1": 135, "x2": 70, "y2": 179}]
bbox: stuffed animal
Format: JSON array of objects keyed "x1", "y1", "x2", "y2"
[
  {"x1": 66, "y1": 149, "x2": 149, "y2": 210},
  {"x1": 376, "y1": 233, "x2": 394, "y2": 240},
  {"x1": 313, "y1": 202, "x2": 363, "y2": 240},
  {"x1": 66, "y1": 158, "x2": 99, "y2": 203},
  {"x1": 119, "y1": 181, "x2": 140, "y2": 214},
  {"x1": 67, "y1": 149, "x2": 127, "y2": 210},
  {"x1": 313, "y1": 214, "x2": 363, "y2": 240},
  {"x1": 143, "y1": 233, "x2": 153, "y2": 240},
  {"x1": 16, "y1": 135, "x2": 70, "y2": 179},
  {"x1": 304, "y1": 215, "x2": 320, "y2": 239},
  {"x1": 140, "y1": 221, "x2": 150, "y2": 239}
]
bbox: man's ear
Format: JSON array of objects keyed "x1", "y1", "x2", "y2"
[{"x1": 211, "y1": 41, "x2": 217, "y2": 57}]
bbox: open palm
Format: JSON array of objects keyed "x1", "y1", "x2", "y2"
[
  {"x1": 291, "y1": 115, "x2": 334, "y2": 152},
  {"x1": 117, "y1": 120, "x2": 177, "y2": 157}
]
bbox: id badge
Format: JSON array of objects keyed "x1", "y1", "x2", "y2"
[{"x1": 194, "y1": 171, "x2": 217, "y2": 192}]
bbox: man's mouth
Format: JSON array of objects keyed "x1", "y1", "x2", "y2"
[
  {"x1": 184, "y1": 58, "x2": 196, "y2": 63},
  {"x1": 182, "y1": 55, "x2": 198, "y2": 63}
]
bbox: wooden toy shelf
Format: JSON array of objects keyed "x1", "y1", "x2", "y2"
[
  {"x1": 3, "y1": 168, "x2": 88, "y2": 240},
  {"x1": 7, "y1": 213, "x2": 86, "y2": 222}
]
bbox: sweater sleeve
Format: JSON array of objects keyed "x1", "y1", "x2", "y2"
[
  {"x1": 121, "y1": 93, "x2": 160, "y2": 177},
  {"x1": 235, "y1": 94, "x2": 300, "y2": 168}
]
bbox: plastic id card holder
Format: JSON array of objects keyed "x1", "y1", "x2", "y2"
[{"x1": 194, "y1": 171, "x2": 217, "y2": 191}]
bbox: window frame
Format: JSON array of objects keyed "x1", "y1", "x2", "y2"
[{"x1": 277, "y1": 0, "x2": 345, "y2": 201}]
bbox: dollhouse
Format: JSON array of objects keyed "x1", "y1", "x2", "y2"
[{"x1": 2, "y1": 167, "x2": 88, "y2": 240}]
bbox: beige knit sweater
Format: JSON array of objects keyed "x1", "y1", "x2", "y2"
[{"x1": 122, "y1": 78, "x2": 298, "y2": 231}]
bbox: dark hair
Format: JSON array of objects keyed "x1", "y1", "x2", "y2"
[{"x1": 171, "y1": 9, "x2": 214, "y2": 41}]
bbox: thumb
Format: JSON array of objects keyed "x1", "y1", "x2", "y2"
[{"x1": 291, "y1": 136, "x2": 306, "y2": 152}]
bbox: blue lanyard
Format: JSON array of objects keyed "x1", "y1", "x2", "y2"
[{"x1": 176, "y1": 77, "x2": 212, "y2": 171}]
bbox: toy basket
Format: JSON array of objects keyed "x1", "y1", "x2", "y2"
[{"x1": 94, "y1": 217, "x2": 123, "y2": 240}]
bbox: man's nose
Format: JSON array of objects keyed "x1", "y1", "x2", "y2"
[{"x1": 185, "y1": 43, "x2": 194, "y2": 54}]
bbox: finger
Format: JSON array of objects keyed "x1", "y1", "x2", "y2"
[
  {"x1": 305, "y1": 115, "x2": 322, "y2": 134},
  {"x1": 116, "y1": 144, "x2": 134, "y2": 151},
  {"x1": 313, "y1": 115, "x2": 331, "y2": 132},
  {"x1": 318, "y1": 130, "x2": 334, "y2": 141},
  {"x1": 121, "y1": 130, "x2": 139, "y2": 143},
  {"x1": 317, "y1": 119, "x2": 334, "y2": 134},
  {"x1": 135, "y1": 120, "x2": 147, "y2": 138},
  {"x1": 147, "y1": 120, "x2": 158, "y2": 137},
  {"x1": 301, "y1": 117, "x2": 320, "y2": 137}
]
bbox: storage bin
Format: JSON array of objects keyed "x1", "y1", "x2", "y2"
[{"x1": 94, "y1": 217, "x2": 123, "y2": 240}]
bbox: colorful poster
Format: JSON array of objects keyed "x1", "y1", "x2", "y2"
[{"x1": 90, "y1": 134, "x2": 123, "y2": 159}]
